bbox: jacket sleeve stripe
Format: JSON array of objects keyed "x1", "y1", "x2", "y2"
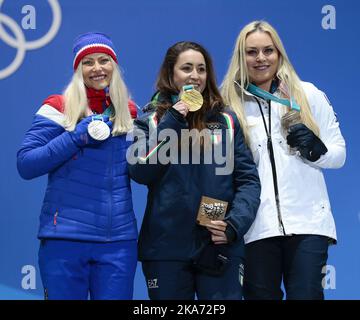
[
  {"x1": 149, "y1": 112, "x2": 158, "y2": 128},
  {"x1": 222, "y1": 112, "x2": 234, "y2": 142},
  {"x1": 36, "y1": 104, "x2": 66, "y2": 128},
  {"x1": 139, "y1": 112, "x2": 164, "y2": 162},
  {"x1": 139, "y1": 138, "x2": 168, "y2": 162}
]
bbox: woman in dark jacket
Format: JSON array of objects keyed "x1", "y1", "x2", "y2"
[{"x1": 128, "y1": 41, "x2": 261, "y2": 300}]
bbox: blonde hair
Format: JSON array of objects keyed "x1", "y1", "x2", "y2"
[
  {"x1": 63, "y1": 57, "x2": 133, "y2": 135},
  {"x1": 221, "y1": 20, "x2": 319, "y2": 145}
]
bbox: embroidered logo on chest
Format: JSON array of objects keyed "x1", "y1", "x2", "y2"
[{"x1": 206, "y1": 122, "x2": 221, "y2": 130}]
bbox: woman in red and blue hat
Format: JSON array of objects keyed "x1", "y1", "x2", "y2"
[{"x1": 17, "y1": 32, "x2": 138, "y2": 300}]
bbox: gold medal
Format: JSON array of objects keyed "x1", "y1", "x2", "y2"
[{"x1": 180, "y1": 85, "x2": 203, "y2": 112}]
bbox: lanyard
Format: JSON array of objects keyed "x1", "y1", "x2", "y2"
[
  {"x1": 102, "y1": 105, "x2": 113, "y2": 117},
  {"x1": 247, "y1": 83, "x2": 300, "y2": 111},
  {"x1": 255, "y1": 97, "x2": 286, "y2": 235}
]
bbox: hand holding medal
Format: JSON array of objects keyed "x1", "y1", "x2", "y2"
[
  {"x1": 87, "y1": 115, "x2": 111, "y2": 141},
  {"x1": 180, "y1": 85, "x2": 203, "y2": 112},
  {"x1": 70, "y1": 115, "x2": 112, "y2": 147}
]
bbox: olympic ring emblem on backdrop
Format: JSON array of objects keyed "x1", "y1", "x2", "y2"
[{"x1": 0, "y1": 0, "x2": 62, "y2": 79}]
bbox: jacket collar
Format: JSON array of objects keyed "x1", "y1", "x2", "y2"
[{"x1": 86, "y1": 86, "x2": 111, "y2": 114}]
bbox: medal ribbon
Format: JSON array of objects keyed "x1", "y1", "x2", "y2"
[
  {"x1": 247, "y1": 83, "x2": 300, "y2": 111},
  {"x1": 101, "y1": 106, "x2": 113, "y2": 117}
]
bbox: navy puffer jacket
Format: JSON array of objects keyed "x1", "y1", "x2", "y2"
[{"x1": 129, "y1": 98, "x2": 260, "y2": 261}]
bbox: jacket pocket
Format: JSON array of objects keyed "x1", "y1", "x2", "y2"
[{"x1": 247, "y1": 116, "x2": 265, "y2": 163}]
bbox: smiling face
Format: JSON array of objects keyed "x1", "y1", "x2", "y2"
[
  {"x1": 245, "y1": 31, "x2": 279, "y2": 92},
  {"x1": 81, "y1": 53, "x2": 114, "y2": 90},
  {"x1": 172, "y1": 49, "x2": 207, "y2": 93}
]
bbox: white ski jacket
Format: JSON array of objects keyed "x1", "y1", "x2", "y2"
[{"x1": 243, "y1": 81, "x2": 346, "y2": 244}]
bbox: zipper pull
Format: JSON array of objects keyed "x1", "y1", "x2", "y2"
[
  {"x1": 267, "y1": 136, "x2": 272, "y2": 156},
  {"x1": 278, "y1": 223, "x2": 284, "y2": 235},
  {"x1": 53, "y1": 210, "x2": 58, "y2": 226}
]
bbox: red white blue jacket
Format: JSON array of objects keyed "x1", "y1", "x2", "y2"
[{"x1": 17, "y1": 95, "x2": 138, "y2": 242}]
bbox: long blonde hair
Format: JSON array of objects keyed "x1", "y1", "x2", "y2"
[
  {"x1": 221, "y1": 20, "x2": 319, "y2": 145},
  {"x1": 63, "y1": 57, "x2": 133, "y2": 135}
]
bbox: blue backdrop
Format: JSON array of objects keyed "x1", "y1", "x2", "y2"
[{"x1": 0, "y1": 0, "x2": 359, "y2": 299}]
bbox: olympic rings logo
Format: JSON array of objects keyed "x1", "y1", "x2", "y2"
[{"x1": 0, "y1": 0, "x2": 61, "y2": 79}]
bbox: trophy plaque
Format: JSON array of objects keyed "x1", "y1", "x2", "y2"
[{"x1": 196, "y1": 196, "x2": 228, "y2": 226}]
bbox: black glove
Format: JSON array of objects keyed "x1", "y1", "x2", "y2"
[
  {"x1": 192, "y1": 243, "x2": 230, "y2": 276},
  {"x1": 286, "y1": 123, "x2": 328, "y2": 162},
  {"x1": 224, "y1": 224, "x2": 237, "y2": 244}
]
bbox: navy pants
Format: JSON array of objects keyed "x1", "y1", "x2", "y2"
[
  {"x1": 142, "y1": 257, "x2": 244, "y2": 300},
  {"x1": 38, "y1": 239, "x2": 137, "y2": 300},
  {"x1": 243, "y1": 235, "x2": 329, "y2": 300}
]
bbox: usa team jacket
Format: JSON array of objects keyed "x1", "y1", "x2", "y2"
[
  {"x1": 128, "y1": 101, "x2": 261, "y2": 261},
  {"x1": 243, "y1": 82, "x2": 346, "y2": 244},
  {"x1": 17, "y1": 95, "x2": 138, "y2": 242}
]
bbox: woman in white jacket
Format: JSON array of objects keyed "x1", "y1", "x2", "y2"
[{"x1": 221, "y1": 21, "x2": 346, "y2": 300}]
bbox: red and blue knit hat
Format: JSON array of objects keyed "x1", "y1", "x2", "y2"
[{"x1": 72, "y1": 32, "x2": 118, "y2": 70}]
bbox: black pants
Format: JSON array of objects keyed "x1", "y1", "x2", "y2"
[
  {"x1": 142, "y1": 257, "x2": 244, "y2": 300},
  {"x1": 244, "y1": 235, "x2": 329, "y2": 300}
]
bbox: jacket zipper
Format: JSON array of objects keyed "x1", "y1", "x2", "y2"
[
  {"x1": 107, "y1": 142, "x2": 113, "y2": 241},
  {"x1": 256, "y1": 99, "x2": 286, "y2": 235},
  {"x1": 53, "y1": 210, "x2": 58, "y2": 226}
]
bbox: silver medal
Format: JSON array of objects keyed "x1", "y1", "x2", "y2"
[{"x1": 87, "y1": 117, "x2": 110, "y2": 141}]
